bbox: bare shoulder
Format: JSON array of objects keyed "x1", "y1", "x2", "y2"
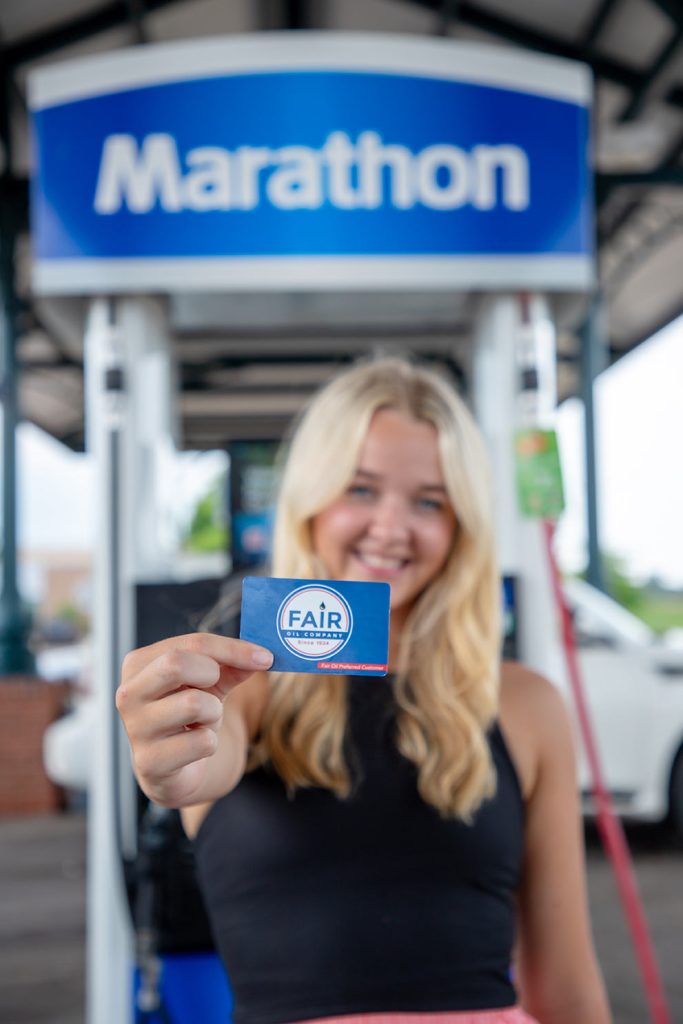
[
  {"x1": 500, "y1": 659, "x2": 568, "y2": 716},
  {"x1": 498, "y1": 660, "x2": 574, "y2": 799}
]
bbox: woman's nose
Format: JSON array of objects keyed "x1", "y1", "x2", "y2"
[{"x1": 367, "y1": 497, "x2": 410, "y2": 541}]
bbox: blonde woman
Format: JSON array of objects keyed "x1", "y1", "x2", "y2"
[{"x1": 117, "y1": 357, "x2": 611, "y2": 1024}]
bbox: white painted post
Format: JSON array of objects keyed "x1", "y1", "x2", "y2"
[
  {"x1": 84, "y1": 296, "x2": 180, "y2": 1024},
  {"x1": 471, "y1": 293, "x2": 564, "y2": 685},
  {"x1": 84, "y1": 297, "x2": 134, "y2": 1024}
]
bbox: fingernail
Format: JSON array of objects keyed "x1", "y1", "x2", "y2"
[{"x1": 252, "y1": 649, "x2": 273, "y2": 668}]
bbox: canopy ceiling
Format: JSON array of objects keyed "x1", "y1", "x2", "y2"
[{"x1": 2, "y1": 0, "x2": 682, "y2": 449}]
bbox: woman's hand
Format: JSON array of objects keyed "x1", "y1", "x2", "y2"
[{"x1": 116, "y1": 633, "x2": 273, "y2": 808}]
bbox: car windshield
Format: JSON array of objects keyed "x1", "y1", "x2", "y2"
[{"x1": 563, "y1": 578, "x2": 653, "y2": 647}]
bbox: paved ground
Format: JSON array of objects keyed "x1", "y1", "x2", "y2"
[
  {"x1": 0, "y1": 813, "x2": 681, "y2": 1024},
  {"x1": 584, "y1": 822, "x2": 683, "y2": 1022},
  {"x1": 0, "y1": 814, "x2": 86, "y2": 1024}
]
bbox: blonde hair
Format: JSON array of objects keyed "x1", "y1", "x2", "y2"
[{"x1": 250, "y1": 356, "x2": 501, "y2": 820}]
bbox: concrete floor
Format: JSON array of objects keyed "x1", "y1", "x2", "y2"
[
  {"x1": 0, "y1": 814, "x2": 86, "y2": 1024},
  {"x1": 584, "y1": 822, "x2": 683, "y2": 1022},
  {"x1": 0, "y1": 813, "x2": 681, "y2": 1024}
]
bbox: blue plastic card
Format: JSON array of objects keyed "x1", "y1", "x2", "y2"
[{"x1": 240, "y1": 576, "x2": 390, "y2": 676}]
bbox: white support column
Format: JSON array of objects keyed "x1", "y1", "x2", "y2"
[
  {"x1": 117, "y1": 298, "x2": 181, "y2": 581},
  {"x1": 471, "y1": 293, "x2": 564, "y2": 685},
  {"x1": 84, "y1": 296, "x2": 180, "y2": 1024},
  {"x1": 84, "y1": 297, "x2": 135, "y2": 1024},
  {"x1": 470, "y1": 295, "x2": 519, "y2": 577}
]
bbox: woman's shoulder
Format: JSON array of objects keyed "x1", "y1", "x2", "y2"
[
  {"x1": 499, "y1": 659, "x2": 566, "y2": 709},
  {"x1": 498, "y1": 660, "x2": 574, "y2": 801}
]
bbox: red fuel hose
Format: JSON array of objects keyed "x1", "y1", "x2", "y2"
[{"x1": 542, "y1": 519, "x2": 671, "y2": 1024}]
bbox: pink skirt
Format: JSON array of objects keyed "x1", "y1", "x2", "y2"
[{"x1": 294, "y1": 1011, "x2": 539, "y2": 1024}]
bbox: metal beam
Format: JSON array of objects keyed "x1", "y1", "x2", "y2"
[
  {"x1": 597, "y1": 168, "x2": 683, "y2": 194},
  {"x1": 619, "y1": 24, "x2": 683, "y2": 121},
  {"x1": 0, "y1": 175, "x2": 29, "y2": 225},
  {"x1": 126, "y1": 0, "x2": 149, "y2": 45},
  {"x1": 282, "y1": 0, "x2": 313, "y2": 29},
  {"x1": 176, "y1": 323, "x2": 468, "y2": 342},
  {"x1": 608, "y1": 298, "x2": 683, "y2": 363},
  {"x1": 404, "y1": 0, "x2": 674, "y2": 98},
  {"x1": 55, "y1": 427, "x2": 86, "y2": 452},
  {"x1": 660, "y1": 122, "x2": 683, "y2": 164},
  {"x1": 667, "y1": 83, "x2": 683, "y2": 106},
  {"x1": 436, "y1": 0, "x2": 460, "y2": 35},
  {"x1": 598, "y1": 122, "x2": 683, "y2": 242},
  {"x1": 19, "y1": 357, "x2": 82, "y2": 371},
  {"x1": 3, "y1": 0, "x2": 183, "y2": 68},
  {"x1": 580, "y1": 297, "x2": 608, "y2": 594},
  {"x1": 0, "y1": 68, "x2": 35, "y2": 673},
  {"x1": 603, "y1": 206, "x2": 683, "y2": 299},
  {"x1": 579, "y1": 0, "x2": 620, "y2": 50},
  {"x1": 648, "y1": 0, "x2": 683, "y2": 23},
  {"x1": 179, "y1": 371, "x2": 327, "y2": 392}
]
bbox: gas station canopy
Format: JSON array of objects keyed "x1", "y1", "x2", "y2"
[{"x1": 3, "y1": 0, "x2": 683, "y2": 450}]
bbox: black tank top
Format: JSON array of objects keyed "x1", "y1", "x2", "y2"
[{"x1": 193, "y1": 676, "x2": 525, "y2": 1024}]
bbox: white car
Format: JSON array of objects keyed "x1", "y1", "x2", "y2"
[{"x1": 562, "y1": 577, "x2": 683, "y2": 839}]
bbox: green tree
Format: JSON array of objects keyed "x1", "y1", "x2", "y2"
[
  {"x1": 184, "y1": 475, "x2": 229, "y2": 553},
  {"x1": 601, "y1": 552, "x2": 642, "y2": 613}
]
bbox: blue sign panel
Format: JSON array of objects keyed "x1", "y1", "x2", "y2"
[{"x1": 28, "y1": 34, "x2": 594, "y2": 293}]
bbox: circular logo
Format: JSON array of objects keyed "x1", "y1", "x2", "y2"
[{"x1": 277, "y1": 584, "x2": 353, "y2": 661}]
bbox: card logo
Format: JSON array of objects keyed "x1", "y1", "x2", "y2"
[{"x1": 277, "y1": 583, "x2": 353, "y2": 660}]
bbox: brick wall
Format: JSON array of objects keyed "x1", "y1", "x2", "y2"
[{"x1": 0, "y1": 678, "x2": 67, "y2": 815}]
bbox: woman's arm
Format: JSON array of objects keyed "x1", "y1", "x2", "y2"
[
  {"x1": 506, "y1": 668, "x2": 612, "y2": 1024},
  {"x1": 179, "y1": 668, "x2": 270, "y2": 838}
]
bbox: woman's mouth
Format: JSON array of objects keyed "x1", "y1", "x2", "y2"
[{"x1": 353, "y1": 551, "x2": 410, "y2": 575}]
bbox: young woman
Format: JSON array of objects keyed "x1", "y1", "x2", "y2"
[{"x1": 117, "y1": 357, "x2": 612, "y2": 1024}]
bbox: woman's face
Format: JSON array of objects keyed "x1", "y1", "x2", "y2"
[{"x1": 310, "y1": 409, "x2": 457, "y2": 620}]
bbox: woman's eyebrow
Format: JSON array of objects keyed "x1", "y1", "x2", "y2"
[{"x1": 354, "y1": 468, "x2": 447, "y2": 492}]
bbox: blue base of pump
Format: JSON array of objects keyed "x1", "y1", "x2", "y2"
[{"x1": 133, "y1": 952, "x2": 233, "y2": 1023}]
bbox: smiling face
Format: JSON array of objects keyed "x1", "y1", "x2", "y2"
[{"x1": 310, "y1": 408, "x2": 457, "y2": 629}]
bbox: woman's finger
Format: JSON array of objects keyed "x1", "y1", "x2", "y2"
[
  {"x1": 128, "y1": 686, "x2": 224, "y2": 742},
  {"x1": 122, "y1": 633, "x2": 272, "y2": 683},
  {"x1": 132, "y1": 728, "x2": 219, "y2": 785},
  {"x1": 119, "y1": 640, "x2": 272, "y2": 708}
]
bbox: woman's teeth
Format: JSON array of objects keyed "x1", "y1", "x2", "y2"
[{"x1": 357, "y1": 553, "x2": 406, "y2": 570}]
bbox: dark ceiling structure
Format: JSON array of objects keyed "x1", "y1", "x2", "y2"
[{"x1": 1, "y1": 0, "x2": 682, "y2": 450}]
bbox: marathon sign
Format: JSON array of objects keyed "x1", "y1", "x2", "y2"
[
  {"x1": 93, "y1": 133, "x2": 530, "y2": 215},
  {"x1": 28, "y1": 33, "x2": 594, "y2": 294}
]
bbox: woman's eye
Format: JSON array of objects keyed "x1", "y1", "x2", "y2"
[
  {"x1": 347, "y1": 484, "x2": 374, "y2": 498},
  {"x1": 415, "y1": 496, "x2": 444, "y2": 512}
]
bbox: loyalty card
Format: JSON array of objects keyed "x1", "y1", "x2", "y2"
[{"x1": 240, "y1": 577, "x2": 390, "y2": 675}]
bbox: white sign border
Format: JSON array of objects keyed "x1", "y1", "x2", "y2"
[
  {"x1": 34, "y1": 255, "x2": 594, "y2": 294},
  {"x1": 29, "y1": 31, "x2": 591, "y2": 111}
]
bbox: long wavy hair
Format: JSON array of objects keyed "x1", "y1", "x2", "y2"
[{"x1": 249, "y1": 356, "x2": 501, "y2": 820}]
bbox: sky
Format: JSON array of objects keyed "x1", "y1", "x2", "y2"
[
  {"x1": 13, "y1": 312, "x2": 683, "y2": 587},
  {"x1": 553, "y1": 313, "x2": 683, "y2": 586}
]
